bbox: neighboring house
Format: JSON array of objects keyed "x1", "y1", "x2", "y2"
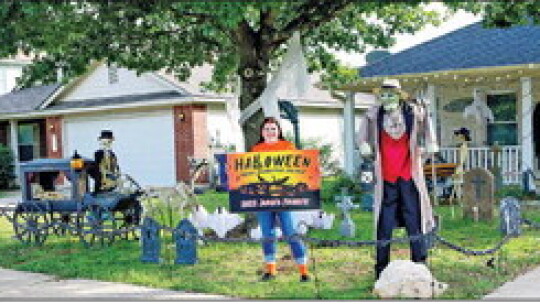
[
  {"x1": 0, "y1": 62, "x2": 374, "y2": 187},
  {"x1": 342, "y1": 21, "x2": 540, "y2": 185}
]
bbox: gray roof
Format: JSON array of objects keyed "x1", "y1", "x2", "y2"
[
  {"x1": 46, "y1": 90, "x2": 187, "y2": 111},
  {"x1": 361, "y1": 22, "x2": 540, "y2": 77},
  {"x1": 0, "y1": 84, "x2": 61, "y2": 113}
]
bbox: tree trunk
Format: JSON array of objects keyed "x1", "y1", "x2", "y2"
[{"x1": 236, "y1": 23, "x2": 272, "y2": 151}]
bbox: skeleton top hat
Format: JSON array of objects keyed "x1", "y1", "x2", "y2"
[{"x1": 98, "y1": 130, "x2": 114, "y2": 140}]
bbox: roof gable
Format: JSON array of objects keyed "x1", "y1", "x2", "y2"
[
  {"x1": 361, "y1": 22, "x2": 540, "y2": 77},
  {"x1": 54, "y1": 64, "x2": 186, "y2": 105}
]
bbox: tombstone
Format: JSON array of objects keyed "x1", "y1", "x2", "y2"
[
  {"x1": 140, "y1": 217, "x2": 161, "y2": 263},
  {"x1": 499, "y1": 197, "x2": 521, "y2": 237},
  {"x1": 174, "y1": 219, "x2": 198, "y2": 265},
  {"x1": 335, "y1": 188, "x2": 360, "y2": 237},
  {"x1": 463, "y1": 168, "x2": 495, "y2": 221}
]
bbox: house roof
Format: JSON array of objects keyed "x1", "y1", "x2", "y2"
[
  {"x1": 0, "y1": 84, "x2": 62, "y2": 114},
  {"x1": 361, "y1": 22, "x2": 540, "y2": 77},
  {"x1": 46, "y1": 90, "x2": 187, "y2": 111}
]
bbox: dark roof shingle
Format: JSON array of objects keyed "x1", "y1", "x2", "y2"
[
  {"x1": 361, "y1": 22, "x2": 540, "y2": 77},
  {"x1": 0, "y1": 84, "x2": 61, "y2": 114}
]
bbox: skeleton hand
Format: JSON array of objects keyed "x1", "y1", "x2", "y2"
[{"x1": 360, "y1": 142, "x2": 373, "y2": 156}]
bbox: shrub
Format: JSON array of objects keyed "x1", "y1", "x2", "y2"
[
  {"x1": 0, "y1": 144, "x2": 15, "y2": 189},
  {"x1": 496, "y1": 185, "x2": 538, "y2": 201},
  {"x1": 321, "y1": 173, "x2": 362, "y2": 205},
  {"x1": 285, "y1": 133, "x2": 341, "y2": 175}
]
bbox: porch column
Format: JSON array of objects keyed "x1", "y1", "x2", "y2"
[
  {"x1": 9, "y1": 119, "x2": 19, "y2": 178},
  {"x1": 426, "y1": 83, "x2": 438, "y2": 140},
  {"x1": 343, "y1": 91, "x2": 356, "y2": 176},
  {"x1": 521, "y1": 77, "x2": 534, "y2": 172}
]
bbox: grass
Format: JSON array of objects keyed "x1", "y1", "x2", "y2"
[{"x1": 1, "y1": 189, "x2": 540, "y2": 299}]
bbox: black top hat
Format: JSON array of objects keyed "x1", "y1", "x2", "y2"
[{"x1": 98, "y1": 130, "x2": 114, "y2": 140}]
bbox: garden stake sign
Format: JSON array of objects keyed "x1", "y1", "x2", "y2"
[{"x1": 226, "y1": 150, "x2": 321, "y2": 212}]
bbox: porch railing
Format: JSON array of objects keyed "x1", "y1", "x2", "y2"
[{"x1": 440, "y1": 145, "x2": 521, "y2": 185}]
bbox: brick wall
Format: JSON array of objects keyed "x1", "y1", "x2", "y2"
[
  {"x1": 45, "y1": 117, "x2": 63, "y2": 158},
  {"x1": 173, "y1": 105, "x2": 209, "y2": 182}
]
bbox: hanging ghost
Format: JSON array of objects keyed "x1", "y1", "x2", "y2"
[{"x1": 463, "y1": 88, "x2": 494, "y2": 124}]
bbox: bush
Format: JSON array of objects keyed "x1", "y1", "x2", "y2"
[
  {"x1": 321, "y1": 173, "x2": 363, "y2": 205},
  {"x1": 0, "y1": 144, "x2": 15, "y2": 189},
  {"x1": 496, "y1": 185, "x2": 538, "y2": 200},
  {"x1": 285, "y1": 133, "x2": 341, "y2": 175}
]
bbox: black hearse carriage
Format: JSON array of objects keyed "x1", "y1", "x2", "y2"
[{"x1": 13, "y1": 156, "x2": 143, "y2": 246}]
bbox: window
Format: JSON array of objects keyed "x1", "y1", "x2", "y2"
[{"x1": 486, "y1": 93, "x2": 517, "y2": 145}]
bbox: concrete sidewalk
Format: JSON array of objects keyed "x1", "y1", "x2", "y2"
[
  {"x1": 0, "y1": 268, "x2": 232, "y2": 300},
  {"x1": 484, "y1": 265, "x2": 540, "y2": 300}
]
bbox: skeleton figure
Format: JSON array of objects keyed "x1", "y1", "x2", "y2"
[{"x1": 91, "y1": 130, "x2": 120, "y2": 192}]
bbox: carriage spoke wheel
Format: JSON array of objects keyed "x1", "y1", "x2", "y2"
[
  {"x1": 115, "y1": 202, "x2": 142, "y2": 241},
  {"x1": 51, "y1": 213, "x2": 77, "y2": 236},
  {"x1": 12, "y1": 207, "x2": 49, "y2": 246},
  {"x1": 78, "y1": 204, "x2": 116, "y2": 247}
]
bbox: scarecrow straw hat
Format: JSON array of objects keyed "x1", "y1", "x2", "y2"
[{"x1": 372, "y1": 78, "x2": 409, "y2": 100}]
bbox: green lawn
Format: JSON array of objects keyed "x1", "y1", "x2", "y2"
[{"x1": 1, "y1": 190, "x2": 540, "y2": 299}]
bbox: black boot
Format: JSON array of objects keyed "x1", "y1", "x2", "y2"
[{"x1": 260, "y1": 273, "x2": 276, "y2": 282}]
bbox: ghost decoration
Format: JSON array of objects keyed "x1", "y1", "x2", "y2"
[
  {"x1": 206, "y1": 206, "x2": 244, "y2": 238},
  {"x1": 249, "y1": 225, "x2": 283, "y2": 240},
  {"x1": 188, "y1": 204, "x2": 209, "y2": 230},
  {"x1": 312, "y1": 211, "x2": 335, "y2": 230},
  {"x1": 463, "y1": 88, "x2": 494, "y2": 125}
]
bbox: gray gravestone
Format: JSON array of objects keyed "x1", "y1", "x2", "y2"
[
  {"x1": 140, "y1": 217, "x2": 161, "y2": 263},
  {"x1": 335, "y1": 188, "x2": 360, "y2": 237},
  {"x1": 499, "y1": 197, "x2": 521, "y2": 237},
  {"x1": 463, "y1": 168, "x2": 495, "y2": 221},
  {"x1": 174, "y1": 218, "x2": 198, "y2": 265}
]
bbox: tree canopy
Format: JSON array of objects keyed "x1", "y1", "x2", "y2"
[{"x1": 2, "y1": 1, "x2": 531, "y2": 146}]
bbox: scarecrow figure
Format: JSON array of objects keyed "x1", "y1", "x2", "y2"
[
  {"x1": 357, "y1": 79, "x2": 439, "y2": 279},
  {"x1": 90, "y1": 130, "x2": 120, "y2": 192}
]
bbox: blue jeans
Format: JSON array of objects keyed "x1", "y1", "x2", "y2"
[{"x1": 256, "y1": 211, "x2": 308, "y2": 264}]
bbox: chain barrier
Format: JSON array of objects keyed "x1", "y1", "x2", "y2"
[{"x1": 2, "y1": 207, "x2": 540, "y2": 256}]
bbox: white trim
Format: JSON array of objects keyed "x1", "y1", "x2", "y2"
[
  {"x1": 38, "y1": 85, "x2": 66, "y2": 110},
  {"x1": 521, "y1": 77, "x2": 534, "y2": 172},
  {"x1": 486, "y1": 89, "x2": 516, "y2": 95},
  {"x1": 148, "y1": 72, "x2": 190, "y2": 95},
  {"x1": 343, "y1": 92, "x2": 356, "y2": 176}
]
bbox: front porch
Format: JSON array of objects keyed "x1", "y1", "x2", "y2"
[{"x1": 342, "y1": 64, "x2": 540, "y2": 186}]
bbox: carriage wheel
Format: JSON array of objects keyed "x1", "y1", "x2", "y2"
[
  {"x1": 115, "y1": 201, "x2": 142, "y2": 241},
  {"x1": 12, "y1": 206, "x2": 49, "y2": 246},
  {"x1": 51, "y1": 213, "x2": 78, "y2": 236},
  {"x1": 78, "y1": 204, "x2": 116, "y2": 247}
]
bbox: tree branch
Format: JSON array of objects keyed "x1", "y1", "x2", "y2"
[{"x1": 271, "y1": 0, "x2": 352, "y2": 47}]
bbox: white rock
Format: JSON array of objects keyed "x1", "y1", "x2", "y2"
[{"x1": 373, "y1": 260, "x2": 448, "y2": 299}]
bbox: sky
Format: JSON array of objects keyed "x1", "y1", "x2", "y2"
[{"x1": 334, "y1": 3, "x2": 482, "y2": 67}]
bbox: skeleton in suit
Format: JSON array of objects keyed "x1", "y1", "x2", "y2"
[{"x1": 90, "y1": 130, "x2": 120, "y2": 192}]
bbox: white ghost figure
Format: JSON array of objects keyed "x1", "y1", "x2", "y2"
[
  {"x1": 249, "y1": 225, "x2": 283, "y2": 240},
  {"x1": 293, "y1": 210, "x2": 319, "y2": 228},
  {"x1": 188, "y1": 204, "x2": 209, "y2": 229},
  {"x1": 463, "y1": 88, "x2": 494, "y2": 125},
  {"x1": 312, "y1": 211, "x2": 335, "y2": 230},
  {"x1": 206, "y1": 206, "x2": 244, "y2": 238}
]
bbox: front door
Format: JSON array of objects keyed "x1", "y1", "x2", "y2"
[{"x1": 18, "y1": 121, "x2": 45, "y2": 162}]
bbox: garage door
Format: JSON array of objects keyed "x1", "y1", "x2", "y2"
[{"x1": 64, "y1": 109, "x2": 175, "y2": 187}]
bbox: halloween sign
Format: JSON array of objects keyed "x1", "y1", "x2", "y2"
[{"x1": 226, "y1": 150, "x2": 321, "y2": 212}]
